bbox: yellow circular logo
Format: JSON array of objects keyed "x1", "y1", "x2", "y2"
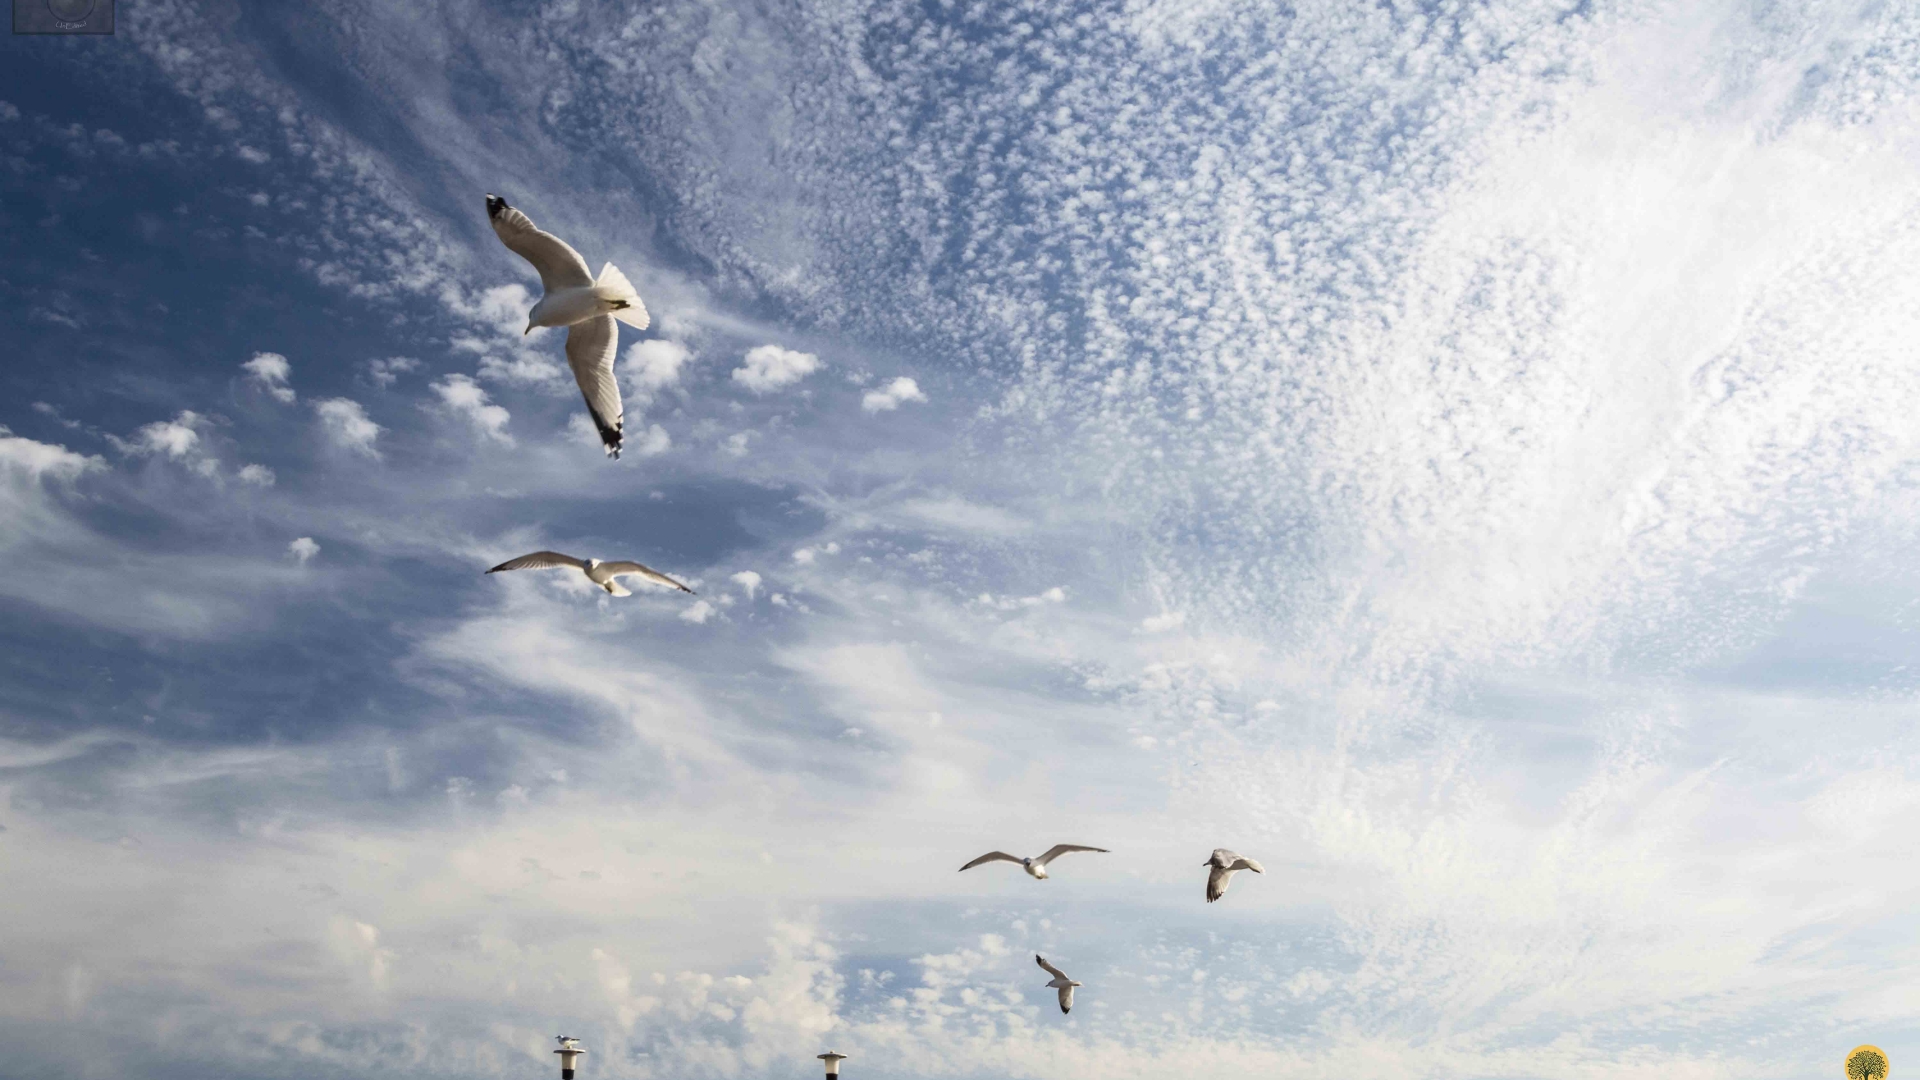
[{"x1": 1847, "y1": 1046, "x2": 1890, "y2": 1080}]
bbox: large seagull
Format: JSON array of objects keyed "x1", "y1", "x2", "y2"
[
  {"x1": 486, "y1": 194, "x2": 650, "y2": 458},
  {"x1": 487, "y1": 551, "x2": 694, "y2": 596},
  {"x1": 1204, "y1": 848, "x2": 1264, "y2": 902},
  {"x1": 958, "y1": 844, "x2": 1108, "y2": 880},
  {"x1": 1035, "y1": 954, "x2": 1083, "y2": 1014}
]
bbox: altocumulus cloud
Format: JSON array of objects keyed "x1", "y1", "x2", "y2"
[
  {"x1": 241, "y1": 352, "x2": 295, "y2": 403},
  {"x1": 429, "y1": 374, "x2": 513, "y2": 445},
  {"x1": 623, "y1": 338, "x2": 691, "y2": 401},
  {"x1": 862, "y1": 377, "x2": 927, "y2": 413},
  {"x1": 732, "y1": 344, "x2": 820, "y2": 394},
  {"x1": 287, "y1": 536, "x2": 319, "y2": 564},
  {"x1": 313, "y1": 398, "x2": 381, "y2": 457}
]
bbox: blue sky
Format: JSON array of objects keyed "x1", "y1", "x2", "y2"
[{"x1": 3, "y1": 1, "x2": 1919, "y2": 1077}]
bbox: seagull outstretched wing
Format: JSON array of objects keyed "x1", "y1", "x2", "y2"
[
  {"x1": 1035, "y1": 954, "x2": 1070, "y2": 981},
  {"x1": 488, "y1": 551, "x2": 589, "y2": 573},
  {"x1": 959, "y1": 851, "x2": 1024, "y2": 872},
  {"x1": 601, "y1": 560, "x2": 694, "y2": 594},
  {"x1": 565, "y1": 315, "x2": 623, "y2": 458},
  {"x1": 1206, "y1": 864, "x2": 1234, "y2": 902},
  {"x1": 1034, "y1": 844, "x2": 1108, "y2": 867},
  {"x1": 487, "y1": 195, "x2": 592, "y2": 292}
]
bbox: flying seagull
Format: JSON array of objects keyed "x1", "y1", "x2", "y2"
[
  {"x1": 486, "y1": 194, "x2": 650, "y2": 458},
  {"x1": 1204, "y1": 848, "x2": 1264, "y2": 902},
  {"x1": 958, "y1": 844, "x2": 1108, "y2": 879},
  {"x1": 488, "y1": 551, "x2": 694, "y2": 596},
  {"x1": 1035, "y1": 954, "x2": 1082, "y2": 1014}
]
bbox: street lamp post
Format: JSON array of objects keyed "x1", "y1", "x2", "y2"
[
  {"x1": 818, "y1": 1051, "x2": 848, "y2": 1080},
  {"x1": 554, "y1": 1037, "x2": 586, "y2": 1080}
]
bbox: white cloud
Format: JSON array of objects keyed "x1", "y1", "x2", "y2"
[
  {"x1": 632, "y1": 423, "x2": 671, "y2": 456},
  {"x1": 732, "y1": 344, "x2": 821, "y2": 394},
  {"x1": 287, "y1": 537, "x2": 319, "y2": 564},
  {"x1": 364, "y1": 356, "x2": 419, "y2": 387},
  {"x1": 0, "y1": 427, "x2": 100, "y2": 483},
  {"x1": 312, "y1": 398, "x2": 381, "y2": 458},
  {"x1": 722, "y1": 431, "x2": 753, "y2": 457},
  {"x1": 625, "y1": 338, "x2": 692, "y2": 395},
  {"x1": 861, "y1": 376, "x2": 927, "y2": 412},
  {"x1": 29, "y1": 402, "x2": 81, "y2": 430},
  {"x1": 110, "y1": 412, "x2": 224, "y2": 478},
  {"x1": 974, "y1": 587, "x2": 1067, "y2": 611},
  {"x1": 242, "y1": 352, "x2": 295, "y2": 403},
  {"x1": 236, "y1": 463, "x2": 274, "y2": 487},
  {"x1": 429, "y1": 373, "x2": 513, "y2": 445},
  {"x1": 679, "y1": 599, "x2": 715, "y2": 624},
  {"x1": 731, "y1": 571, "x2": 762, "y2": 599},
  {"x1": 1139, "y1": 611, "x2": 1185, "y2": 633},
  {"x1": 115, "y1": 411, "x2": 204, "y2": 460}
]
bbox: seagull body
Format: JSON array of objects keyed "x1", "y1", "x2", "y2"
[
  {"x1": 1035, "y1": 954, "x2": 1082, "y2": 1014},
  {"x1": 958, "y1": 843, "x2": 1108, "y2": 879},
  {"x1": 486, "y1": 194, "x2": 650, "y2": 458},
  {"x1": 1205, "y1": 848, "x2": 1264, "y2": 902},
  {"x1": 488, "y1": 551, "x2": 693, "y2": 596},
  {"x1": 554, "y1": 1037, "x2": 582, "y2": 1051}
]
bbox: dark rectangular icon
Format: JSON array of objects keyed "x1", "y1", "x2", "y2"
[{"x1": 13, "y1": 0, "x2": 114, "y2": 34}]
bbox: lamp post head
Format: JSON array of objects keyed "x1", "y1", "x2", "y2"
[
  {"x1": 818, "y1": 1051, "x2": 849, "y2": 1077},
  {"x1": 554, "y1": 1037, "x2": 586, "y2": 1079}
]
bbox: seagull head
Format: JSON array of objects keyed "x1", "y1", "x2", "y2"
[{"x1": 586, "y1": 558, "x2": 602, "y2": 569}]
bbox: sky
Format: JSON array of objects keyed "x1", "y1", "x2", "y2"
[{"x1": 2, "y1": 0, "x2": 1919, "y2": 1077}]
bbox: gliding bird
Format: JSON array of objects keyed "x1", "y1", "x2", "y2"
[
  {"x1": 487, "y1": 551, "x2": 694, "y2": 596},
  {"x1": 1204, "y1": 848, "x2": 1264, "y2": 902},
  {"x1": 1035, "y1": 954, "x2": 1082, "y2": 1014},
  {"x1": 486, "y1": 194, "x2": 650, "y2": 458},
  {"x1": 958, "y1": 843, "x2": 1108, "y2": 879}
]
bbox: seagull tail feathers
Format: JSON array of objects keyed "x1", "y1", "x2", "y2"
[{"x1": 595, "y1": 263, "x2": 651, "y2": 331}]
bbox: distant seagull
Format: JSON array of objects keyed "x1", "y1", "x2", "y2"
[
  {"x1": 555, "y1": 1036, "x2": 582, "y2": 1050},
  {"x1": 1204, "y1": 848, "x2": 1264, "y2": 902},
  {"x1": 1035, "y1": 954, "x2": 1082, "y2": 1014},
  {"x1": 488, "y1": 551, "x2": 693, "y2": 596},
  {"x1": 959, "y1": 844, "x2": 1108, "y2": 879},
  {"x1": 486, "y1": 194, "x2": 650, "y2": 458}
]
